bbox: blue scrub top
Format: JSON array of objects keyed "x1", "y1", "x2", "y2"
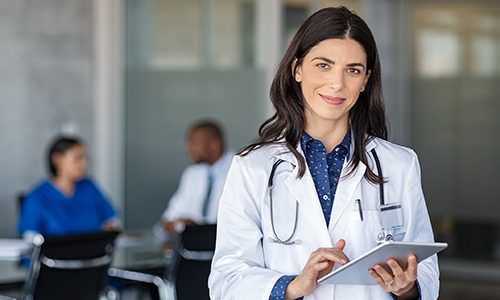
[{"x1": 17, "y1": 178, "x2": 116, "y2": 237}]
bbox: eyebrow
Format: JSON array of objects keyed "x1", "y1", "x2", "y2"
[{"x1": 312, "y1": 57, "x2": 366, "y2": 70}]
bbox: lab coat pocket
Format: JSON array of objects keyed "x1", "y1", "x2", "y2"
[{"x1": 345, "y1": 210, "x2": 381, "y2": 258}]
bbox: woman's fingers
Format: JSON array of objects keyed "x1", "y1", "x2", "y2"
[
  {"x1": 405, "y1": 255, "x2": 418, "y2": 278},
  {"x1": 368, "y1": 268, "x2": 388, "y2": 287},
  {"x1": 369, "y1": 254, "x2": 419, "y2": 297},
  {"x1": 333, "y1": 239, "x2": 346, "y2": 250},
  {"x1": 313, "y1": 246, "x2": 349, "y2": 265},
  {"x1": 286, "y1": 241, "x2": 349, "y2": 299}
]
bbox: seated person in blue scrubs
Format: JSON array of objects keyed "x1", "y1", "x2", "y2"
[{"x1": 18, "y1": 136, "x2": 119, "y2": 240}]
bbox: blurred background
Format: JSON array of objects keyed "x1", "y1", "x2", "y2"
[{"x1": 1, "y1": 0, "x2": 500, "y2": 298}]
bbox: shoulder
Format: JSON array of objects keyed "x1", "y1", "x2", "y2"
[
  {"x1": 182, "y1": 162, "x2": 208, "y2": 175},
  {"x1": 233, "y1": 143, "x2": 291, "y2": 174},
  {"x1": 25, "y1": 180, "x2": 51, "y2": 197},
  {"x1": 373, "y1": 138, "x2": 417, "y2": 158},
  {"x1": 371, "y1": 137, "x2": 419, "y2": 170},
  {"x1": 22, "y1": 180, "x2": 53, "y2": 208},
  {"x1": 178, "y1": 163, "x2": 210, "y2": 183},
  {"x1": 76, "y1": 178, "x2": 107, "y2": 196}
]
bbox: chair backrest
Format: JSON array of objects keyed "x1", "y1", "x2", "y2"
[
  {"x1": 173, "y1": 224, "x2": 217, "y2": 300},
  {"x1": 181, "y1": 224, "x2": 217, "y2": 252},
  {"x1": 23, "y1": 230, "x2": 120, "y2": 300}
]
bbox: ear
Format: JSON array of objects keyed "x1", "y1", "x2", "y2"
[
  {"x1": 361, "y1": 69, "x2": 371, "y2": 92},
  {"x1": 51, "y1": 153, "x2": 62, "y2": 168},
  {"x1": 291, "y1": 58, "x2": 302, "y2": 83}
]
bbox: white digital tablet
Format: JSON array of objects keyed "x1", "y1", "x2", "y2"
[{"x1": 317, "y1": 241, "x2": 448, "y2": 285}]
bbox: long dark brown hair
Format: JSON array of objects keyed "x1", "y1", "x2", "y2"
[{"x1": 239, "y1": 6, "x2": 387, "y2": 184}]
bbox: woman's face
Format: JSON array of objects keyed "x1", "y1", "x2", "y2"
[
  {"x1": 294, "y1": 38, "x2": 371, "y2": 129},
  {"x1": 53, "y1": 144, "x2": 87, "y2": 181}
]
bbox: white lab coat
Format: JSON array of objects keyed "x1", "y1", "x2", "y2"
[
  {"x1": 160, "y1": 151, "x2": 234, "y2": 225},
  {"x1": 209, "y1": 138, "x2": 439, "y2": 300}
]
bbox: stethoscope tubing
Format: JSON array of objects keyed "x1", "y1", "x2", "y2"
[
  {"x1": 267, "y1": 149, "x2": 386, "y2": 245},
  {"x1": 268, "y1": 159, "x2": 301, "y2": 245}
]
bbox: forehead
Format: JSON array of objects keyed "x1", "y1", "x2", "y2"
[
  {"x1": 188, "y1": 128, "x2": 209, "y2": 141},
  {"x1": 63, "y1": 144, "x2": 85, "y2": 155},
  {"x1": 306, "y1": 38, "x2": 367, "y2": 63}
]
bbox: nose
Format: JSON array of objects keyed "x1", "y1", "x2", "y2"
[{"x1": 328, "y1": 69, "x2": 344, "y2": 91}]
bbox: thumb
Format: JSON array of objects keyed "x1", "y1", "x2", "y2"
[{"x1": 333, "y1": 239, "x2": 346, "y2": 250}]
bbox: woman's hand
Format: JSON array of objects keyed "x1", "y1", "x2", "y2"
[
  {"x1": 368, "y1": 254, "x2": 419, "y2": 299},
  {"x1": 284, "y1": 239, "x2": 349, "y2": 300}
]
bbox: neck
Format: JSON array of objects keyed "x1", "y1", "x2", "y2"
[
  {"x1": 52, "y1": 175, "x2": 76, "y2": 196},
  {"x1": 208, "y1": 151, "x2": 224, "y2": 166},
  {"x1": 304, "y1": 118, "x2": 349, "y2": 153}
]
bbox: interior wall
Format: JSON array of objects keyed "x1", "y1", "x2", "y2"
[
  {"x1": 124, "y1": 0, "x2": 268, "y2": 229},
  {"x1": 125, "y1": 70, "x2": 265, "y2": 229},
  {"x1": 0, "y1": 0, "x2": 96, "y2": 237}
]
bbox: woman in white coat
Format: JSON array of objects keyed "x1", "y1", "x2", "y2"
[{"x1": 209, "y1": 6, "x2": 439, "y2": 300}]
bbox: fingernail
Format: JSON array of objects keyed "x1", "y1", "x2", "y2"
[{"x1": 340, "y1": 259, "x2": 348, "y2": 264}]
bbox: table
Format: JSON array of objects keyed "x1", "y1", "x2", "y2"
[{"x1": 0, "y1": 229, "x2": 168, "y2": 288}]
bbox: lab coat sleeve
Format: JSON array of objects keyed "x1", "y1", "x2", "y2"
[
  {"x1": 401, "y1": 150, "x2": 439, "y2": 300},
  {"x1": 209, "y1": 155, "x2": 284, "y2": 300}
]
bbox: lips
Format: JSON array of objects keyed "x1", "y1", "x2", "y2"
[{"x1": 319, "y1": 93, "x2": 346, "y2": 105}]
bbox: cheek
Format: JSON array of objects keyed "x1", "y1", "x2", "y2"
[
  {"x1": 74, "y1": 158, "x2": 87, "y2": 169},
  {"x1": 347, "y1": 78, "x2": 366, "y2": 95},
  {"x1": 300, "y1": 73, "x2": 326, "y2": 97}
]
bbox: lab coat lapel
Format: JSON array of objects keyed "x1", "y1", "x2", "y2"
[
  {"x1": 275, "y1": 148, "x2": 332, "y2": 246},
  {"x1": 329, "y1": 139, "x2": 376, "y2": 231}
]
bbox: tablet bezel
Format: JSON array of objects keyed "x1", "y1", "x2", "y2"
[{"x1": 317, "y1": 241, "x2": 448, "y2": 285}]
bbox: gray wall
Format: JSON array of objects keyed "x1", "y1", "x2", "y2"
[
  {"x1": 0, "y1": 0, "x2": 94, "y2": 237},
  {"x1": 125, "y1": 70, "x2": 266, "y2": 229}
]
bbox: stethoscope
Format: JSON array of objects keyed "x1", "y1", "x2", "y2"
[
  {"x1": 267, "y1": 149, "x2": 394, "y2": 246},
  {"x1": 267, "y1": 159, "x2": 301, "y2": 245}
]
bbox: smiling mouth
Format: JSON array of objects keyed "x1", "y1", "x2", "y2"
[{"x1": 319, "y1": 94, "x2": 346, "y2": 105}]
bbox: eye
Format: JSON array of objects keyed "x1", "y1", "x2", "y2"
[
  {"x1": 347, "y1": 68, "x2": 361, "y2": 74},
  {"x1": 317, "y1": 63, "x2": 329, "y2": 69}
]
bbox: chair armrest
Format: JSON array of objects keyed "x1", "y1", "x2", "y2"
[{"x1": 107, "y1": 268, "x2": 173, "y2": 300}]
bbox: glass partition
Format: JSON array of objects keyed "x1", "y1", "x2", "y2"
[
  {"x1": 124, "y1": 0, "x2": 362, "y2": 229},
  {"x1": 413, "y1": 2, "x2": 500, "y2": 261},
  {"x1": 125, "y1": 0, "x2": 264, "y2": 228}
]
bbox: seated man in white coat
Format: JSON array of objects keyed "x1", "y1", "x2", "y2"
[{"x1": 156, "y1": 120, "x2": 233, "y2": 236}]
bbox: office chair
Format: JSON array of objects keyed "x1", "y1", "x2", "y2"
[
  {"x1": 22, "y1": 231, "x2": 119, "y2": 300},
  {"x1": 22, "y1": 230, "x2": 169, "y2": 300},
  {"x1": 168, "y1": 224, "x2": 216, "y2": 300}
]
